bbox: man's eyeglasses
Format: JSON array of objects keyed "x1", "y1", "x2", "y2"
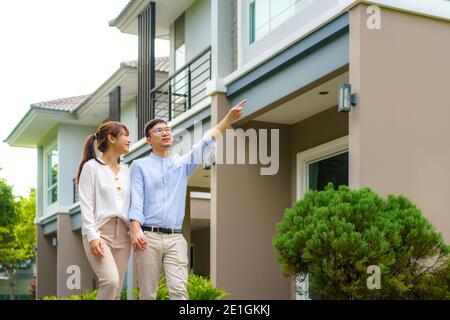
[{"x1": 153, "y1": 127, "x2": 172, "y2": 135}]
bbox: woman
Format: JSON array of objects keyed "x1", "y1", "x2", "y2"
[{"x1": 76, "y1": 121, "x2": 131, "y2": 300}]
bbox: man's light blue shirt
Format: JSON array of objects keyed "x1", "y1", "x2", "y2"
[{"x1": 129, "y1": 133, "x2": 215, "y2": 228}]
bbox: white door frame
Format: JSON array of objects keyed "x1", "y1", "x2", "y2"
[{"x1": 295, "y1": 135, "x2": 349, "y2": 299}]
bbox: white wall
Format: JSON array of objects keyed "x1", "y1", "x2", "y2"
[
  {"x1": 57, "y1": 124, "x2": 96, "y2": 208},
  {"x1": 121, "y1": 97, "x2": 138, "y2": 144},
  {"x1": 185, "y1": 0, "x2": 212, "y2": 61}
]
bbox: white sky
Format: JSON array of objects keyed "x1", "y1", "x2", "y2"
[{"x1": 0, "y1": 0, "x2": 169, "y2": 197}]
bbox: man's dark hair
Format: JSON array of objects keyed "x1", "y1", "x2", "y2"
[{"x1": 144, "y1": 118, "x2": 168, "y2": 137}]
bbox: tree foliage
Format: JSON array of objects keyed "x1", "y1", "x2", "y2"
[
  {"x1": 0, "y1": 171, "x2": 36, "y2": 270},
  {"x1": 273, "y1": 184, "x2": 450, "y2": 299}
]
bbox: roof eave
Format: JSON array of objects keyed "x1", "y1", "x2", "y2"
[
  {"x1": 4, "y1": 107, "x2": 78, "y2": 148},
  {"x1": 109, "y1": 0, "x2": 150, "y2": 35}
]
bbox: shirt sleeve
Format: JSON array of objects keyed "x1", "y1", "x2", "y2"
[
  {"x1": 128, "y1": 162, "x2": 146, "y2": 225},
  {"x1": 78, "y1": 163, "x2": 100, "y2": 242},
  {"x1": 180, "y1": 131, "x2": 216, "y2": 177}
]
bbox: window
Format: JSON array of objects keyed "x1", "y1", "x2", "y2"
[
  {"x1": 308, "y1": 152, "x2": 348, "y2": 191},
  {"x1": 47, "y1": 147, "x2": 58, "y2": 204},
  {"x1": 249, "y1": 0, "x2": 313, "y2": 44},
  {"x1": 296, "y1": 136, "x2": 349, "y2": 300},
  {"x1": 190, "y1": 243, "x2": 195, "y2": 274}
]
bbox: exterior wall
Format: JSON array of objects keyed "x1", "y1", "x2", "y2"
[
  {"x1": 231, "y1": 0, "x2": 238, "y2": 71},
  {"x1": 36, "y1": 227, "x2": 57, "y2": 298},
  {"x1": 227, "y1": 14, "x2": 349, "y2": 122},
  {"x1": 239, "y1": 0, "x2": 341, "y2": 64},
  {"x1": 185, "y1": 0, "x2": 211, "y2": 61},
  {"x1": 121, "y1": 97, "x2": 138, "y2": 144},
  {"x1": 211, "y1": 0, "x2": 235, "y2": 78},
  {"x1": 36, "y1": 146, "x2": 44, "y2": 219},
  {"x1": 169, "y1": 0, "x2": 211, "y2": 73},
  {"x1": 349, "y1": 4, "x2": 450, "y2": 242},
  {"x1": 40, "y1": 128, "x2": 58, "y2": 217},
  {"x1": 191, "y1": 228, "x2": 210, "y2": 277},
  {"x1": 211, "y1": 92, "x2": 292, "y2": 299},
  {"x1": 169, "y1": 23, "x2": 176, "y2": 74},
  {"x1": 290, "y1": 107, "x2": 348, "y2": 204},
  {"x1": 57, "y1": 124, "x2": 96, "y2": 209},
  {"x1": 57, "y1": 214, "x2": 95, "y2": 297},
  {"x1": 190, "y1": 197, "x2": 210, "y2": 219}
]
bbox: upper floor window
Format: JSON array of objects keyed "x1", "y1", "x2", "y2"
[
  {"x1": 249, "y1": 0, "x2": 312, "y2": 44},
  {"x1": 47, "y1": 147, "x2": 58, "y2": 205}
]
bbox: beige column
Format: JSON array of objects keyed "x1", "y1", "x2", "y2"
[
  {"x1": 36, "y1": 225, "x2": 57, "y2": 298},
  {"x1": 57, "y1": 213, "x2": 96, "y2": 297},
  {"x1": 210, "y1": 92, "x2": 292, "y2": 299},
  {"x1": 349, "y1": 4, "x2": 450, "y2": 242}
]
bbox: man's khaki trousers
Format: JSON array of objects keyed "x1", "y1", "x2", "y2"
[{"x1": 136, "y1": 231, "x2": 188, "y2": 300}]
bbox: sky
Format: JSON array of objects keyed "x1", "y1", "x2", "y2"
[{"x1": 0, "y1": 0, "x2": 169, "y2": 197}]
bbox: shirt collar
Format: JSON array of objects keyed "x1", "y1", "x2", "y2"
[{"x1": 150, "y1": 152, "x2": 171, "y2": 161}]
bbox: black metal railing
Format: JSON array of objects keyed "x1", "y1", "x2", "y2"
[
  {"x1": 151, "y1": 46, "x2": 211, "y2": 122},
  {"x1": 73, "y1": 178, "x2": 79, "y2": 203}
]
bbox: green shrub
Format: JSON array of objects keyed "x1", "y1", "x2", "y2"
[
  {"x1": 155, "y1": 273, "x2": 228, "y2": 300},
  {"x1": 273, "y1": 184, "x2": 450, "y2": 300},
  {"x1": 41, "y1": 289, "x2": 98, "y2": 300},
  {"x1": 42, "y1": 274, "x2": 228, "y2": 300}
]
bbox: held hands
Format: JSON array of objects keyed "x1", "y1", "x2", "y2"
[
  {"x1": 89, "y1": 239, "x2": 105, "y2": 259},
  {"x1": 131, "y1": 230, "x2": 148, "y2": 251},
  {"x1": 130, "y1": 221, "x2": 148, "y2": 251}
]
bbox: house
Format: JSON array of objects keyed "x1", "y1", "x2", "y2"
[
  {"x1": 4, "y1": 57, "x2": 170, "y2": 298},
  {"x1": 6, "y1": 0, "x2": 450, "y2": 299}
]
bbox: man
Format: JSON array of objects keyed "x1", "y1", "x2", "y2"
[{"x1": 129, "y1": 99, "x2": 247, "y2": 300}]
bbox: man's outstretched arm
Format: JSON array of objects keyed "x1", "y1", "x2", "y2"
[
  {"x1": 210, "y1": 98, "x2": 247, "y2": 141},
  {"x1": 181, "y1": 98, "x2": 248, "y2": 176}
]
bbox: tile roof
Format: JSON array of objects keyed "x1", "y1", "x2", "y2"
[
  {"x1": 120, "y1": 56, "x2": 169, "y2": 73},
  {"x1": 30, "y1": 56, "x2": 169, "y2": 113},
  {"x1": 30, "y1": 94, "x2": 90, "y2": 113}
]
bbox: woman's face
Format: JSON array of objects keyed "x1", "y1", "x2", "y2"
[{"x1": 109, "y1": 129, "x2": 131, "y2": 155}]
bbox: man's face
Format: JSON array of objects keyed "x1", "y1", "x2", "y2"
[{"x1": 147, "y1": 122, "x2": 173, "y2": 148}]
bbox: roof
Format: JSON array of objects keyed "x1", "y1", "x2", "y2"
[
  {"x1": 30, "y1": 94, "x2": 90, "y2": 113},
  {"x1": 121, "y1": 56, "x2": 169, "y2": 73},
  {"x1": 109, "y1": 0, "x2": 138, "y2": 27},
  {"x1": 30, "y1": 56, "x2": 169, "y2": 114}
]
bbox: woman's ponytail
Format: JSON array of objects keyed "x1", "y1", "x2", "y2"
[{"x1": 75, "y1": 134, "x2": 97, "y2": 184}]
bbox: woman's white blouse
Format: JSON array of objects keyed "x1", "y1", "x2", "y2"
[{"x1": 78, "y1": 158, "x2": 130, "y2": 242}]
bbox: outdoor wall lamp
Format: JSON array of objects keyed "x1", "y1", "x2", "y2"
[{"x1": 338, "y1": 83, "x2": 357, "y2": 112}]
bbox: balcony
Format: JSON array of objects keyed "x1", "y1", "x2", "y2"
[{"x1": 151, "y1": 46, "x2": 211, "y2": 122}]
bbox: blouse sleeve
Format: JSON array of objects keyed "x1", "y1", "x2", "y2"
[{"x1": 78, "y1": 162, "x2": 100, "y2": 242}]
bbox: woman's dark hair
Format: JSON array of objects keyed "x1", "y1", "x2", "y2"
[{"x1": 76, "y1": 121, "x2": 129, "y2": 183}]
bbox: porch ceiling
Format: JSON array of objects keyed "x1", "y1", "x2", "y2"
[
  {"x1": 188, "y1": 166, "x2": 210, "y2": 189},
  {"x1": 254, "y1": 72, "x2": 349, "y2": 125}
]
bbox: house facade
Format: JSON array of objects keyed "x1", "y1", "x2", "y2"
[
  {"x1": 5, "y1": 58, "x2": 171, "y2": 298},
  {"x1": 6, "y1": 0, "x2": 450, "y2": 299}
]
